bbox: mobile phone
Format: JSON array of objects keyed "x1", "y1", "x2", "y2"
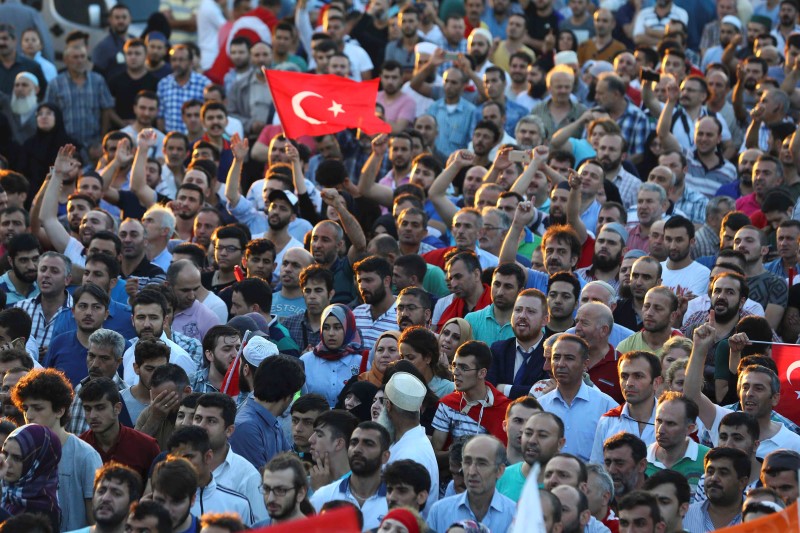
[
  {"x1": 508, "y1": 150, "x2": 531, "y2": 164},
  {"x1": 641, "y1": 69, "x2": 660, "y2": 83},
  {"x1": 444, "y1": 51, "x2": 460, "y2": 61}
]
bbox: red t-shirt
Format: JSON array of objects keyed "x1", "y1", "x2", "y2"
[
  {"x1": 588, "y1": 345, "x2": 622, "y2": 404},
  {"x1": 81, "y1": 424, "x2": 161, "y2": 482}
]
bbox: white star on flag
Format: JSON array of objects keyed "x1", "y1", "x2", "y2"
[{"x1": 328, "y1": 100, "x2": 344, "y2": 118}]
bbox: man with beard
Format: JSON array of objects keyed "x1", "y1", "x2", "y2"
[
  {"x1": 155, "y1": 45, "x2": 211, "y2": 134},
  {"x1": 737, "y1": 155, "x2": 786, "y2": 218},
  {"x1": 82, "y1": 463, "x2": 143, "y2": 533},
  {"x1": 618, "y1": 287, "x2": 680, "y2": 357},
  {"x1": 396, "y1": 286, "x2": 432, "y2": 331},
  {"x1": 683, "y1": 448, "x2": 749, "y2": 530},
  {"x1": 310, "y1": 422, "x2": 391, "y2": 530},
  {"x1": 117, "y1": 219, "x2": 166, "y2": 296},
  {"x1": 381, "y1": 372, "x2": 439, "y2": 510},
  {"x1": 502, "y1": 396, "x2": 543, "y2": 465},
  {"x1": 0, "y1": 25, "x2": 46, "y2": 95},
  {"x1": 733, "y1": 226, "x2": 787, "y2": 329},
  {"x1": 43, "y1": 284, "x2": 110, "y2": 387},
  {"x1": 158, "y1": 132, "x2": 189, "y2": 200},
  {"x1": 465, "y1": 262, "x2": 525, "y2": 346},
  {"x1": 91, "y1": 4, "x2": 132, "y2": 77},
  {"x1": 377, "y1": 61, "x2": 417, "y2": 133},
  {"x1": 432, "y1": 251, "x2": 492, "y2": 332},
  {"x1": 669, "y1": 76, "x2": 733, "y2": 156},
  {"x1": 190, "y1": 327, "x2": 240, "y2": 395},
  {"x1": 615, "y1": 256, "x2": 663, "y2": 332},
  {"x1": 271, "y1": 248, "x2": 313, "y2": 318},
  {"x1": 353, "y1": 256, "x2": 397, "y2": 347},
  {"x1": 478, "y1": 67, "x2": 527, "y2": 136},
  {"x1": 255, "y1": 453, "x2": 310, "y2": 527},
  {"x1": 660, "y1": 216, "x2": 711, "y2": 298},
  {"x1": 121, "y1": 290, "x2": 195, "y2": 387},
  {"x1": 506, "y1": 52, "x2": 534, "y2": 103},
  {"x1": 228, "y1": 41, "x2": 275, "y2": 137},
  {"x1": 498, "y1": 411, "x2": 565, "y2": 502},
  {"x1": 576, "y1": 224, "x2": 627, "y2": 292},
  {"x1": 0, "y1": 232, "x2": 39, "y2": 306},
  {"x1": 602, "y1": 433, "x2": 649, "y2": 499},
  {"x1": 488, "y1": 288, "x2": 549, "y2": 399},
  {"x1": 702, "y1": 15, "x2": 741, "y2": 70},
  {"x1": 166, "y1": 183, "x2": 204, "y2": 242},
  {"x1": 719, "y1": 150, "x2": 762, "y2": 202},
  {"x1": 8, "y1": 72, "x2": 38, "y2": 144},
  {"x1": 538, "y1": 333, "x2": 618, "y2": 461},
  {"x1": 0, "y1": 365, "x2": 27, "y2": 427},
  {"x1": 107, "y1": 39, "x2": 158, "y2": 129},
  {"x1": 687, "y1": 323, "x2": 800, "y2": 457},
  {"x1": 551, "y1": 485, "x2": 593, "y2": 533},
  {"x1": 546, "y1": 272, "x2": 580, "y2": 337},
  {"x1": 597, "y1": 133, "x2": 642, "y2": 211},
  {"x1": 223, "y1": 37, "x2": 252, "y2": 97},
  {"x1": 384, "y1": 6, "x2": 424, "y2": 76},
  {"x1": 567, "y1": 159, "x2": 604, "y2": 236}
]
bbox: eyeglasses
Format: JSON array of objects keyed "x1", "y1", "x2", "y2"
[
  {"x1": 216, "y1": 245, "x2": 242, "y2": 254},
  {"x1": 259, "y1": 484, "x2": 297, "y2": 497},
  {"x1": 450, "y1": 363, "x2": 479, "y2": 374},
  {"x1": 397, "y1": 304, "x2": 421, "y2": 313}
]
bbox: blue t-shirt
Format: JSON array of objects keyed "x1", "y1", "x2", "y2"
[
  {"x1": 271, "y1": 293, "x2": 306, "y2": 318},
  {"x1": 42, "y1": 332, "x2": 88, "y2": 387}
]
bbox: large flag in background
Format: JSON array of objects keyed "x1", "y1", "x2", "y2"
[
  {"x1": 265, "y1": 70, "x2": 392, "y2": 139},
  {"x1": 769, "y1": 344, "x2": 800, "y2": 425},
  {"x1": 716, "y1": 502, "x2": 798, "y2": 533}
]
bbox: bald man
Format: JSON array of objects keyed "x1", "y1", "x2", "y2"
[{"x1": 271, "y1": 248, "x2": 315, "y2": 317}]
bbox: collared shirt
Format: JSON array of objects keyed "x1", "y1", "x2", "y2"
[
  {"x1": 80, "y1": 424, "x2": 161, "y2": 481},
  {"x1": 626, "y1": 223, "x2": 651, "y2": 252},
  {"x1": 311, "y1": 475, "x2": 388, "y2": 530},
  {"x1": 157, "y1": 70, "x2": 212, "y2": 133},
  {"x1": 426, "y1": 489, "x2": 517, "y2": 533},
  {"x1": 615, "y1": 100, "x2": 652, "y2": 158},
  {"x1": 685, "y1": 149, "x2": 738, "y2": 198},
  {"x1": 633, "y1": 4, "x2": 689, "y2": 35},
  {"x1": 388, "y1": 425, "x2": 439, "y2": 510},
  {"x1": 122, "y1": 332, "x2": 196, "y2": 386},
  {"x1": 645, "y1": 439, "x2": 709, "y2": 493},
  {"x1": 281, "y1": 312, "x2": 320, "y2": 353},
  {"x1": 190, "y1": 367, "x2": 219, "y2": 394},
  {"x1": 588, "y1": 345, "x2": 623, "y2": 403},
  {"x1": 575, "y1": 267, "x2": 620, "y2": 293},
  {"x1": 682, "y1": 295, "x2": 763, "y2": 326},
  {"x1": 191, "y1": 476, "x2": 254, "y2": 526},
  {"x1": 172, "y1": 331, "x2": 204, "y2": 370},
  {"x1": 698, "y1": 403, "x2": 800, "y2": 456},
  {"x1": 464, "y1": 303, "x2": 514, "y2": 346},
  {"x1": 0, "y1": 273, "x2": 38, "y2": 307},
  {"x1": 610, "y1": 167, "x2": 642, "y2": 211},
  {"x1": 45, "y1": 71, "x2": 114, "y2": 146},
  {"x1": 691, "y1": 225, "x2": 719, "y2": 259},
  {"x1": 684, "y1": 499, "x2": 741, "y2": 532},
  {"x1": 537, "y1": 382, "x2": 619, "y2": 461},
  {"x1": 213, "y1": 446, "x2": 268, "y2": 522},
  {"x1": 299, "y1": 352, "x2": 363, "y2": 407},
  {"x1": 676, "y1": 185, "x2": 710, "y2": 225},
  {"x1": 427, "y1": 97, "x2": 478, "y2": 157},
  {"x1": 765, "y1": 258, "x2": 800, "y2": 279},
  {"x1": 590, "y1": 400, "x2": 657, "y2": 464},
  {"x1": 532, "y1": 99, "x2": 587, "y2": 143},
  {"x1": 353, "y1": 300, "x2": 398, "y2": 349},
  {"x1": 230, "y1": 395, "x2": 289, "y2": 471},
  {"x1": 16, "y1": 291, "x2": 73, "y2": 356},
  {"x1": 68, "y1": 374, "x2": 128, "y2": 435},
  {"x1": 617, "y1": 329, "x2": 683, "y2": 358}
]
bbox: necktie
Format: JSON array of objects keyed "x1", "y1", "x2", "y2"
[{"x1": 513, "y1": 350, "x2": 532, "y2": 387}]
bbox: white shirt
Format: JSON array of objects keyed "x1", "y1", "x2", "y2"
[
  {"x1": 202, "y1": 291, "x2": 230, "y2": 324},
  {"x1": 388, "y1": 425, "x2": 439, "y2": 512},
  {"x1": 198, "y1": 0, "x2": 227, "y2": 70},
  {"x1": 697, "y1": 403, "x2": 800, "y2": 458},
  {"x1": 272, "y1": 236, "x2": 304, "y2": 284},
  {"x1": 659, "y1": 260, "x2": 710, "y2": 298},
  {"x1": 213, "y1": 446, "x2": 268, "y2": 522},
  {"x1": 310, "y1": 475, "x2": 388, "y2": 531},
  {"x1": 590, "y1": 400, "x2": 657, "y2": 464},
  {"x1": 122, "y1": 332, "x2": 196, "y2": 386},
  {"x1": 343, "y1": 39, "x2": 374, "y2": 81}
]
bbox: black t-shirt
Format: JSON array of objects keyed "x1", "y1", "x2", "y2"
[
  {"x1": 522, "y1": 8, "x2": 561, "y2": 54},
  {"x1": 107, "y1": 71, "x2": 159, "y2": 120},
  {"x1": 349, "y1": 14, "x2": 389, "y2": 76},
  {"x1": 116, "y1": 189, "x2": 170, "y2": 220},
  {"x1": 201, "y1": 271, "x2": 237, "y2": 295}
]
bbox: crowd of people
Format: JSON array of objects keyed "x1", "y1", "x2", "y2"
[{"x1": 0, "y1": 0, "x2": 800, "y2": 532}]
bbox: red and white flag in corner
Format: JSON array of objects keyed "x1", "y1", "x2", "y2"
[{"x1": 769, "y1": 343, "x2": 800, "y2": 425}]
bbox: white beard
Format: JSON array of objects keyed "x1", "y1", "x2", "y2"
[
  {"x1": 377, "y1": 408, "x2": 396, "y2": 443},
  {"x1": 11, "y1": 93, "x2": 37, "y2": 116}
]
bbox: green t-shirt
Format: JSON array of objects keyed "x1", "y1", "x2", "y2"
[
  {"x1": 423, "y1": 263, "x2": 450, "y2": 298},
  {"x1": 645, "y1": 442, "x2": 710, "y2": 493},
  {"x1": 496, "y1": 462, "x2": 527, "y2": 502}
]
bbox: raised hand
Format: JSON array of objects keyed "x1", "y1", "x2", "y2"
[
  {"x1": 138, "y1": 128, "x2": 159, "y2": 149},
  {"x1": 728, "y1": 332, "x2": 751, "y2": 354},
  {"x1": 321, "y1": 187, "x2": 346, "y2": 210},
  {"x1": 750, "y1": 104, "x2": 766, "y2": 121},
  {"x1": 513, "y1": 200, "x2": 535, "y2": 228},
  {"x1": 149, "y1": 388, "x2": 180, "y2": 419},
  {"x1": 371, "y1": 133, "x2": 389, "y2": 157},
  {"x1": 53, "y1": 144, "x2": 77, "y2": 176},
  {"x1": 693, "y1": 322, "x2": 716, "y2": 347},
  {"x1": 114, "y1": 138, "x2": 134, "y2": 167},
  {"x1": 230, "y1": 133, "x2": 249, "y2": 161},
  {"x1": 568, "y1": 169, "x2": 582, "y2": 189},
  {"x1": 665, "y1": 81, "x2": 679, "y2": 104},
  {"x1": 284, "y1": 142, "x2": 300, "y2": 164},
  {"x1": 453, "y1": 149, "x2": 475, "y2": 168},
  {"x1": 494, "y1": 146, "x2": 513, "y2": 170},
  {"x1": 310, "y1": 452, "x2": 333, "y2": 490}
]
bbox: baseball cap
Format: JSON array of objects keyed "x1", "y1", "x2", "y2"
[{"x1": 267, "y1": 189, "x2": 299, "y2": 212}]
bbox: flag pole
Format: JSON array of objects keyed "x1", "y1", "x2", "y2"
[{"x1": 746, "y1": 340, "x2": 799, "y2": 347}]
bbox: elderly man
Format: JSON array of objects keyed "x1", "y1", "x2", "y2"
[
  {"x1": 595, "y1": 72, "x2": 651, "y2": 163},
  {"x1": 8, "y1": 71, "x2": 38, "y2": 143},
  {"x1": 626, "y1": 183, "x2": 670, "y2": 253},
  {"x1": 532, "y1": 65, "x2": 587, "y2": 138},
  {"x1": 572, "y1": 301, "x2": 623, "y2": 403}
]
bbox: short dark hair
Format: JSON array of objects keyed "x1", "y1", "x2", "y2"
[
  {"x1": 73, "y1": 283, "x2": 110, "y2": 310},
  {"x1": 383, "y1": 459, "x2": 431, "y2": 510},
  {"x1": 299, "y1": 264, "x2": 334, "y2": 292},
  {"x1": 394, "y1": 255, "x2": 427, "y2": 284},
  {"x1": 719, "y1": 411, "x2": 760, "y2": 441},
  {"x1": 0, "y1": 349, "x2": 33, "y2": 370},
  {"x1": 78, "y1": 377, "x2": 121, "y2": 405},
  {"x1": 213, "y1": 224, "x2": 248, "y2": 249},
  {"x1": 618, "y1": 351, "x2": 661, "y2": 380},
  {"x1": 355, "y1": 421, "x2": 391, "y2": 452},
  {"x1": 354, "y1": 255, "x2": 392, "y2": 281},
  {"x1": 721, "y1": 211, "x2": 751, "y2": 232},
  {"x1": 167, "y1": 425, "x2": 212, "y2": 454},
  {"x1": 85, "y1": 253, "x2": 121, "y2": 280},
  {"x1": 128, "y1": 500, "x2": 172, "y2": 533},
  {"x1": 196, "y1": 392, "x2": 237, "y2": 428},
  {"x1": 253, "y1": 355, "x2": 305, "y2": 403},
  {"x1": 493, "y1": 262, "x2": 526, "y2": 290},
  {"x1": 94, "y1": 462, "x2": 143, "y2": 502},
  {"x1": 133, "y1": 339, "x2": 170, "y2": 367},
  {"x1": 291, "y1": 393, "x2": 329, "y2": 416},
  {"x1": 172, "y1": 243, "x2": 207, "y2": 269},
  {"x1": 233, "y1": 278, "x2": 272, "y2": 314},
  {"x1": 543, "y1": 225, "x2": 582, "y2": 260},
  {"x1": 473, "y1": 120, "x2": 501, "y2": 143},
  {"x1": 6, "y1": 233, "x2": 40, "y2": 259},
  {"x1": 12, "y1": 368, "x2": 73, "y2": 427},
  {"x1": 705, "y1": 446, "x2": 751, "y2": 479},
  {"x1": 151, "y1": 456, "x2": 198, "y2": 501},
  {"x1": 150, "y1": 363, "x2": 189, "y2": 390},
  {"x1": 548, "y1": 271, "x2": 581, "y2": 301},
  {"x1": 454, "y1": 340, "x2": 492, "y2": 371},
  {"x1": 618, "y1": 491, "x2": 663, "y2": 525},
  {"x1": 551, "y1": 452, "x2": 588, "y2": 483},
  {"x1": 201, "y1": 325, "x2": 240, "y2": 364},
  {"x1": 312, "y1": 409, "x2": 359, "y2": 443},
  {"x1": 90, "y1": 231, "x2": 123, "y2": 256},
  {"x1": 603, "y1": 432, "x2": 647, "y2": 463},
  {"x1": 380, "y1": 59, "x2": 403, "y2": 74},
  {"x1": 663, "y1": 215, "x2": 695, "y2": 239},
  {"x1": 505, "y1": 396, "x2": 543, "y2": 418},
  {"x1": 397, "y1": 286, "x2": 432, "y2": 311},
  {"x1": 130, "y1": 289, "x2": 168, "y2": 317}
]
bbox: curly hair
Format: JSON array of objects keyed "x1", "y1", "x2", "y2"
[{"x1": 11, "y1": 368, "x2": 74, "y2": 427}]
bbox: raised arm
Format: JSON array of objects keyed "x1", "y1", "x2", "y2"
[
  {"x1": 510, "y1": 146, "x2": 548, "y2": 197},
  {"x1": 550, "y1": 108, "x2": 598, "y2": 150},
  {"x1": 428, "y1": 149, "x2": 475, "y2": 228},
  {"x1": 41, "y1": 145, "x2": 76, "y2": 253},
  {"x1": 640, "y1": 69, "x2": 663, "y2": 118},
  {"x1": 409, "y1": 49, "x2": 445, "y2": 97},
  {"x1": 500, "y1": 201, "x2": 535, "y2": 266},
  {"x1": 744, "y1": 105, "x2": 765, "y2": 150},
  {"x1": 566, "y1": 170, "x2": 588, "y2": 244},
  {"x1": 98, "y1": 137, "x2": 134, "y2": 193},
  {"x1": 732, "y1": 63, "x2": 749, "y2": 125},
  {"x1": 324, "y1": 188, "x2": 367, "y2": 264},
  {"x1": 357, "y1": 134, "x2": 394, "y2": 207},
  {"x1": 286, "y1": 143, "x2": 320, "y2": 224},
  {"x1": 127, "y1": 129, "x2": 159, "y2": 209},
  {"x1": 225, "y1": 133, "x2": 249, "y2": 209},
  {"x1": 684, "y1": 318, "x2": 720, "y2": 430},
  {"x1": 656, "y1": 80, "x2": 681, "y2": 153}
]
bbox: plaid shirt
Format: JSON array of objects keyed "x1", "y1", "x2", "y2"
[
  {"x1": 280, "y1": 312, "x2": 320, "y2": 354},
  {"x1": 675, "y1": 185, "x2": 709, "y2": 225},
  {"x1": 616, "y1": 100, "x2": 651, "y2": 158},
  {"x1": 157, "y1": 71, "x2": 211, "y2": 133},
  {"x1": 44, "y1": 71, "x2": 114, "y2": 147},
  {"x1": 172, "y1": 331, "x2": 203, "y2": 370},
  {"x1": 610, "y1": 167, "x2": 641, "y2": 211},
  {"x1": 191, "y1": 367, "x2": 219, "y2": 393},
  {"x1": 15, "y1": 291, "x2": 73, "y2": 356},
  {"x1": 68, "y1": 374, "x2": 127, "y2": 435},
  {"x1": 439, "y1": 39, "x2": 468, "y2": 74},
  {"x1": 691, "y1": 224, "x2": 719, "y2": 259}
]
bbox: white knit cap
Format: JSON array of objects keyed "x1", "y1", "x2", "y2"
[{"x1": 385, "y1": 372, "x2": 427, "y2": 412}]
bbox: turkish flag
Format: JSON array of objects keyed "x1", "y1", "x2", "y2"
[
  {"x1": 768, "y1": 344, "x2": 800, "y2": 425},
  {"x1": 249, "y1": 507, "x2": 361, "y2": 532},
  {"x1": 715, "y1": 502, "x2": 798, "y2": 533},
  {"x1": 265, "y1": 69, "x2": 392, "y2": 139}
]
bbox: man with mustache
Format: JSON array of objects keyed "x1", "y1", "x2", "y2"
[
  {"x1": 497, "y1": 411, "x2": 565, "y2": 502},
  {"x1": 380, "y1": 372, "x2": 439, "y2": 511},
  {"x1": 546, "y1": 272, "x2": 580, "y2": 337},
  {"x1": 735, "y1": 154, "x2": 786, "y2": 217},
  {"x1": 0, "y1": 232, "x2": 39, "y2": 307},
  {"x1": 353, "y1": 256, "x2": 397, "y2": 347},
  {"x1": 310, "y1": 422, "x2": 391, "y2": 531},
  {"x1": 602, "y1": 433, "x2": 648, "y2": 500},
  {"x1": 83, "y1": 462, "x2": 143, "y2": 533},
  {"x1": 432, "y1": 250, "x2": 492, "y2": 332},
  {"x1": 8, "y1": 71, "x2": 38, "y2": 144},
  {"x1": 683, "y1": 448, "x2": 749, "y2": 530},
  {"x1": 488, "y1": 289, "x2": 550, "y2": 399},
  {"x1": 733, "y1": 225, "x2": 787, "y2": 330},
  {"x1": 618, "y1": 287, "x2": 680, "y2": 357},
  {"x1": 395, "y1": 286, "x2": 432, "y2": 331},
  {"x1": 614, "y1": 255, "x2": 662, "y2": 332},
  {"x1": 576, "y1": 224, "x2": 627, "y2": 292}
]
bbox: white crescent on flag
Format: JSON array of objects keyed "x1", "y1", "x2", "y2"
[
  {"x1": 787, "y1": 360, "x2": 800, "y2": 387},
  {"x1": 291, "y1": 92, "x2": 327, "y2": 125}
]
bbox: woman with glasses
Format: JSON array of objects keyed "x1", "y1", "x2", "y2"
[
  {"x1": 398, "y1": 326, "x2": 454, "y2": 398},
  {"x1": 438, "y1": 318, "x2": 473, "y2": 369},
  {"x1": 299, "y1": 303, "x2": 366, "y2": 407}
]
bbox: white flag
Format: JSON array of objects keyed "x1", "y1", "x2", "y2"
[{"x1": 510, "y1": 463, "x2": 547, "y2": 533}]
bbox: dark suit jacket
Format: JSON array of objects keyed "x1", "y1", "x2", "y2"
[{"x1": 487, "y1": 337, "x2": 548, "y2": 399}]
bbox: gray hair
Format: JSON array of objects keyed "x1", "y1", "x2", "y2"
[
  {"x1": 581, "y1": 301, "x2": 615, "y2": 331},
  {"x1": 584, "y1": 280, "x2": 617, "y2": 306},
  {"x1": 39, "y1": 251, "x2": 72, "y2": 277},
  {"x1": 639, "y1": 182, "x2": 667, "y2": 204},
  {"x1": 481, "y1": 207, "x2": 511, "y2": 230},
  {"x1": 315, "y1": 219, "x2": 344, "y2": 242},
  {"x1": 144, "y1": 205, "x2": 176, "y2": 237},
  {"x1": 586, "y1": 464, "x2": 615, "y2": 502},
  {"x1": 515, "y1": 115, "x2": 548, "y2": 139},
  {"x1": 88, "y1": 328, "x2": 126, "y2": 359},
  {"x1": 649, "y1": 165, "x2": 676, "y2": 187},
  {"x1": 707, "y1": 195, "x2": 735, "y2": 218},
  {"x1": 765, "y1": 89, "x2": 791, "y2": 115}
]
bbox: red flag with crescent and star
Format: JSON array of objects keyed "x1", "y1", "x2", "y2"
[
  {"x1": 264, "y1": 69, "x2": 392, "y2": 140},
  {"x1": 769, "y1": 343, "x2": 800, "y2": 425}
]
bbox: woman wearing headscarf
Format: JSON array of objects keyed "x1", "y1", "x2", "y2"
[
  {"x1": 438, "y1": 318, "x2": 473, "y2": 369},
  {"x1": 335, "y1": 380, "x2": 379, "y2": 422},
  {"x1": 359, "y1": 330, "x2": 401, "y2": 386},
  {"x1": 446, "y1": 520, "x2": 491, "y2": 533},
  {"x1": 300, "y1": 303, "x2": 365, "y2": 407},
  {"x1": 1, "y1": 424, "x2": 62, "y2": 531},
  {"x1": 19, "y1": 103, "x2": 79, "y2": 210}
]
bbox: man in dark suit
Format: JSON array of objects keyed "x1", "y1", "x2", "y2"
[{"x1": 488, "y1": 288, "x2": 550, "y2": 399}]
